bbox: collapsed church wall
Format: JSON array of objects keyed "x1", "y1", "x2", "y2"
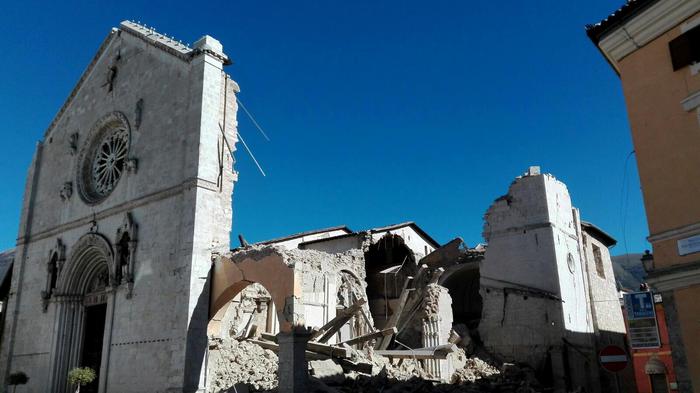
[
  {"x1": 208, "y1": 233, "x2": 465, "y2": 388},
  {"x1": 210, "y1": 246, "x2": 369, "y2": 339},
  {"x1": 206, "y1": 168, "x2": 630, "y2": 393}
]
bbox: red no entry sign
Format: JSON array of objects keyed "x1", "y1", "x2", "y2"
[{"x1": 599, "y1": 345, "x2": 628, "y2": 372}]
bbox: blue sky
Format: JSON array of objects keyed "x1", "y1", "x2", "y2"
[{"x1": 0, "y1": 0, "x2": 649, "y2": 255}]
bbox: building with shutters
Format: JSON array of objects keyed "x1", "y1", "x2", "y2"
[{"x1": 587, "y1": 0, "x2": 700, "y2": 391}]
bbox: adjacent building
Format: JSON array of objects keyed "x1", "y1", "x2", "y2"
[{"x1": 587, "y1": 1, "x2": 700, "y2": 391}]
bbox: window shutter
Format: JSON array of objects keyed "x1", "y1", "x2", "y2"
[{"x1": 669, "y1": 25, "x2": 700, "y2": 71}]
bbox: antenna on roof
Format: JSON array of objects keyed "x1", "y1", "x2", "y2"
[{"x1": 236, "y1": 97, "x2": 271, "y2": 142}]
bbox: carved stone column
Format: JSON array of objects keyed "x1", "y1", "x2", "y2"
[{"x1": 48, "y1": 295, "x2": 83, "y2": 393}]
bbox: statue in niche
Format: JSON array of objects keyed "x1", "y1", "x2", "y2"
[
  {"x1": 116, "y1": 232, "x2": 131, "y2": 284},
  {"x1": 41, "y1": 239, "x2": 65, "y2": 312},
  {"x1": 40, "y1": 254, "x2": 57, "y2": 311},
  {"x1": 68, "y1": 132, "x2": 79, "y2": 155},
  {"x1": 115, "y1": 212, "x2": 137, "y2": 298},
  {"x1": 134, "y1": 98, "x2": 144, "y2": 129}
]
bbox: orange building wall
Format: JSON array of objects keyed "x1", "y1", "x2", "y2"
[
  {"x1": 615, "y1": 11, "x2": 700, "y2": 389},
  {"x1": 672, "y1": 287, "x2": 700, "y2": 386},
  {"x1": 617, "y1": 11, "x2": 700, "y2": 246}
]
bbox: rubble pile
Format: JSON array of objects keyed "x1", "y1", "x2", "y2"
[
  {"x1": 210, "y1": 238, "x2": 549, "y2": 393},
  {"x1": 208, "y1": 336, "x2": 546, "y2": 393},
  {"x1": 208, "y1": 338, "x2": 279, "y2": 392},
  {"x1": 311, "y1": 356, "x2": 547, "y2": 393},
  {"x1": 450, "y1": 358, "x2": 500, "y2": 384},
  {"x1": 308, "y1": 351, "x2": 545, "y2": 393}
]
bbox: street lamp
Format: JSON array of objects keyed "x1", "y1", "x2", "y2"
[{"x1": 641, "y1": 250, "x2": 654, "y2": 273}]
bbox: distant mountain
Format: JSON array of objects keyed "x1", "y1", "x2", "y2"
[{"x1": 611, "y1": 253, "x2": 646, "y2": 291}]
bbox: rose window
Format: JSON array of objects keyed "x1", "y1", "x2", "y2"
[{"x1": 77, "y1": 112, "x2": 131, "y2": 204}]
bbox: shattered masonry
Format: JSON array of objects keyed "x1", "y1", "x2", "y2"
[{"x1": 208, "y1": 168, "x2": 630, "y2": 393}]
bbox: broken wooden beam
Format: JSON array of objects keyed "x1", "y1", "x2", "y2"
[
  {"x1": 306, "y1": 341, "x2": 350, "y2": 358},
  {"x1": 259, "y1": 332, "x2": 351, "y2": 358},
  {"x1": 337, "y1": 358, "x2": 373, "y2": 374},
  {"x1": 310, "y1": 299, "x2": 367, "y2": 342},
  {"x1": 358, "y1": 307, "x2": 375, "y2": 334},
  {"x1": 376, "y1": 277, "x2": 414, "y2": 350},
  {"x1": 260, "y1": 332, "x2": 278, "y2": 342},
  {"x1": 247, "y1": 339, "x2": 330, "y2": 361},
  {"x1": 374, "y1": 344, "x2": 457, "y2": 360},
  {"x1": 340, "y1": 327, "x2": 396, "y2": 347}
]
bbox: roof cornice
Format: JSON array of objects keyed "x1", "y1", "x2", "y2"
[
  {"x1": 591, "y1": 0, "x2": 700, "y2": 73},
  {"x1": 120, "y1": 21, "x2": 231, "y2": 65}
]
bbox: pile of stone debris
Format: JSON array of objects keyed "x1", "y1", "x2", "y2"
[
  {"x1": 208, "y1": 337, "x2": 544, "y2": 393},
  {"x1": 208, "y1": 338, "x2": 279, "y2": 392}
]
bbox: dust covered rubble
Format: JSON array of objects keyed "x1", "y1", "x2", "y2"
[
  {"x1": 208, "y1": 338, "x2": 543, "y2": 393},
  {"x1": 208, "y1": 338, "x2": 279, "y2": 392}
]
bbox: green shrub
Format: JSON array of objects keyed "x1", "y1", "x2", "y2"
[
  {"x1": 7, "y1": 372, "x2": 28, "y2": 385},
  {"x1": 67, "y1": 367, "x2": 96, "y2": 387},
  {"x1": 7, "y1": 372, "x2": 28, "y2": 393}
]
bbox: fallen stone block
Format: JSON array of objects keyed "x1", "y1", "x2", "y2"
[{"x1": 309, "y1": 359, "x2": 346, "y2": 385}]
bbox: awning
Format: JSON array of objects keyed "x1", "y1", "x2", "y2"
[{"x1": 645, "y1": 356, "x2": 667, "y2": 375}]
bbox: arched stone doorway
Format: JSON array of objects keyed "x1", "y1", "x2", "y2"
[
  {"x1": 48, "y1": 233, "x2": 116, "y2": 393},
  {"x1": 210, "y1": 250, "x2": 298, "y2": 333},
  {"x1": 207, "y1": 281, "x2": 282, "y2": 392},
  {"x1": 210, "y1": 249, "x2": 310, "y2": 393}
]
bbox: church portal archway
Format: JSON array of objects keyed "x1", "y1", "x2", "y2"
[{"x1": 48, "y1": 233, "x2": 116, "y2": 393}]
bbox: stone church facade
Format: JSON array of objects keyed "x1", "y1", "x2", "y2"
[{"x1": 0, "y1": 21, "x2": 239, "y2": 392}]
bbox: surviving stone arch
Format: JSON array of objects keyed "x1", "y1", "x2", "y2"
[
  {"x1": 209, "y1": 250, "x2": 298, "y2": 334},
  {"x1": 48, "y1": 232, "x2": 116, "y2": 393},
  {"x1": 208, "y1": 248, "x2": 316, "y2": 393}
]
